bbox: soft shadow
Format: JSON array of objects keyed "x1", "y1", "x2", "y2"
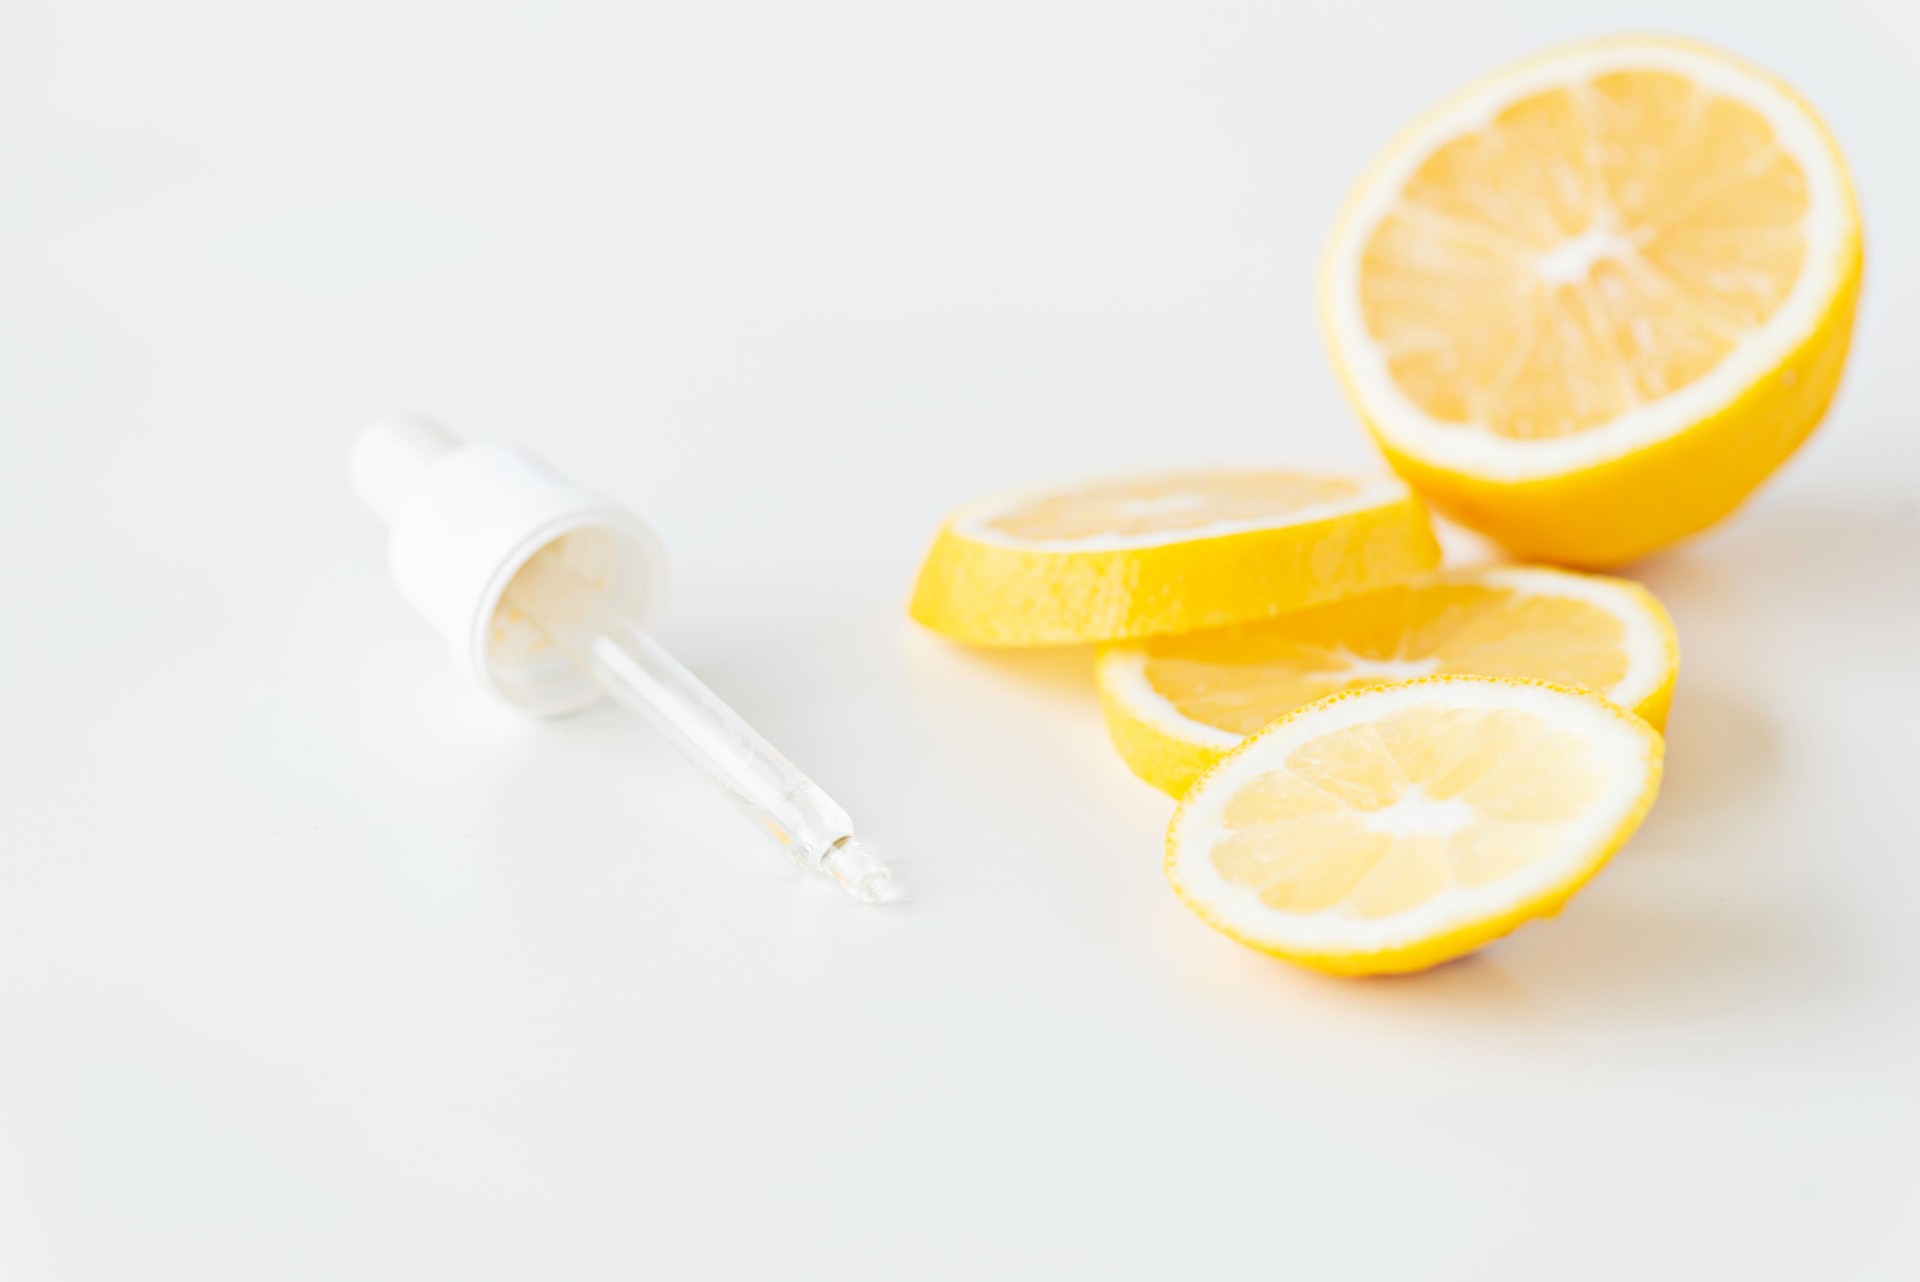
[
  {"x1": 1641, "y1": 682, "x2": 1778, "y2": 839},
  {"x1": 1170, "y1": 879, "x2": 1837, "y2": 1037},
  {"x1": 901, "y1": 627, "x2": 1098, "y2": 700},
  {"x1": 1634, "y1": 490, "x2": 1919, "y2": 612}
]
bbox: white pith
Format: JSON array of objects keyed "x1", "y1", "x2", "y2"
[
  {"x1": 1323, "y1": 652, "x2": 1444, "y2": 683},
  {"x1": 1360, "y1": 786, "x2": 1475, "y2": 839},
  {"x1": 1324, "y1": 40, "x2": 1856, "y2": 481},
  {"x1": 1167, "y1": 679, "x2": 1658, "y2": 955},
  {"x1": 1097, "y1": 566, "x2": 1673, "y2": 750},
  {"x1": 948, "y1": 473, "x2": 1413, "y2": 553},
  {"x1": 1532, "y1": 213, "x2": 1637, "y2": 288}
]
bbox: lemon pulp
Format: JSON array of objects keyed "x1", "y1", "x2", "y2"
[
  {"x1": 1166, "y1": 677, "x2": 1664, "y2": 975},
  {"x1": 1360, "y1": 68, "x2": 1810, "y2": 441}
]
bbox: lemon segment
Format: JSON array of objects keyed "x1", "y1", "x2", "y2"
[
  {"x1": 1099, "y1": 567, "x2": 1677, "y2": 798},
  {"x1": 908, "y1": 471, "x2": 1440, "y2": 646},
  {"x1": 1167, "y1": 677, "x2": 1663, "y2": 976},
  {"x1": 1323, "y1": 37, "x2": 1862, "y2": 566}
]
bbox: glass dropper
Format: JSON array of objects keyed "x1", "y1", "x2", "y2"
[
  {"x1": 349, "y1": 414, "x2": 893, "y2": 906},
  {"x1": 501, "y1": 540, "x2": 893, "y2": 904}
]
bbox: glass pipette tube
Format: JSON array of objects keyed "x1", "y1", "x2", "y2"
[{"x1": 501, "y1": 542, "x2": 893, "y2": 904}]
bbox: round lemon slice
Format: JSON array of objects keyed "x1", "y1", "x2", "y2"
[
  {"x1": 1323, "y1": 37, "x2": 1862, "y2": 566},
  {"x1": 908, "y1": 470, "x2": 1439, "y2": 646},
  {"x1": 1167, "y1": 676, "x2": 1663, "y2": 976},
  {"x1": 1098, "y1": 566, "x2": 1677, "y2": 798}
]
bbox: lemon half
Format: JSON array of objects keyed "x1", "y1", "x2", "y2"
[{"x1": 1323, "y1": 37, "x2": 1862, "y2": 566}]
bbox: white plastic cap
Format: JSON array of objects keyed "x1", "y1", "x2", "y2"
[{"x1": 351, "y1": 415, "x2": 668, "y2": 715}]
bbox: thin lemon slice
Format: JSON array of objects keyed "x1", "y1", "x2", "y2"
[
  {"x1": 1099, "y1": 566, "x2": 1677, "y2": 798},
  {"x1": 1323, "y1": 37, "x2": 1862, "y2": 566},
  {"x1": 908, "y1": 471, "x2": 1439, "y2": 646},
  {"x1": 1167, "y1": 677, "x2": 1662, "y2": 976}
]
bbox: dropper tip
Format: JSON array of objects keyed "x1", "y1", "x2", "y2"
[{"x1": 822, "y1": 839, "x2": 894, "y2": 905}]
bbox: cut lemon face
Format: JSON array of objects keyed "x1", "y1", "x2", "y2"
[
  {"x1": 1167, "y1": 677, "x2": 1662, "y2": 976},
  {"x1": 1323, "y1": 37, "x2": 1862, "y2": 566},
  {"x1": 908, "y1": 471, "x2": 1439, "y2": 646},
  {"x1": 1099, "y1": 567, "x2": 1677, "y2": 798}
]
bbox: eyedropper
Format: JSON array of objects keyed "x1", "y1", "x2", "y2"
[{"x1": 350, "y1": 415, "x2": 893, "y2": 904}]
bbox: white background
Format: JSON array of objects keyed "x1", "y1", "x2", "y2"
[{"x1": 3, "y1": 1, "x2": 1917, "y2": 1278}]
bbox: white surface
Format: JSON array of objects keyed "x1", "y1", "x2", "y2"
[{"x1": 1, "y1": 2, "x2": 1916, "y2": 1278}]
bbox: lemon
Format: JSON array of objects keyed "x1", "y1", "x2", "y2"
[
  {"x1": 908, "y1": 471, "x2": 1440, "y2": 646},
  {"x1": 1098, "y1": 566, "x2": 1677, "y2": 798},
  {"x1": 1322, "y1": 37, "x2": 1862, "y2": 567},
  {"x1": 1167, "y1": 676, "x2": 1662, "y2": 976}
]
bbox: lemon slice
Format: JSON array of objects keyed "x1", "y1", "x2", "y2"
[
  {"x1": 1323, "y1": 37, "x2": 1862, "y2": 566},
  {"x1": 908, "y1": 471, "x2": 1439, "y2": 646},
  {"x1": 1098, "y1": 566, "x2": 1677, "y2": 797},
  {"x1": 1167, "y1": 677, "x2": 1662, "y2": 975}
]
